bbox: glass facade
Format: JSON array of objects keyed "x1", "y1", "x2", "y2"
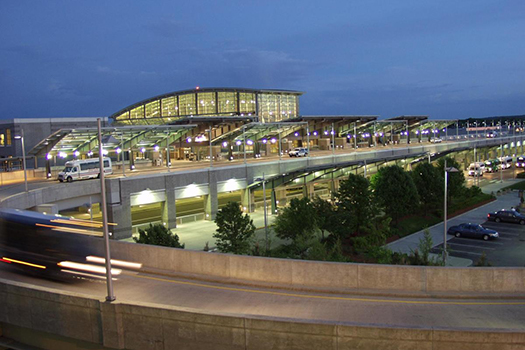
[{"x1": 112, "y1": 89, "x2": 301, "y2": 125}]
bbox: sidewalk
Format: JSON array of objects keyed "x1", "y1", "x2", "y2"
[{"x1": 387, "y1": 178, "x2": 522, "y2": 266}]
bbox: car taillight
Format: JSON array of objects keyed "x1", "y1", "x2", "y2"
[{"x1": 487, "y1": 214, "x2": 490, "y2": 217}]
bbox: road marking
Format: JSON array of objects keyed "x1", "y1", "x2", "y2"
[
  {"x1": 448, "y1": 242, "x2": 495, "y2": 250},
  {"x1": 133, "y1": 274, "x2": 525, "y2": 306},
  {"x1": 449, "y1": 249, "x2": 483, "y2": 256},
  {"x1": 453, "y1": 238, "x2": 503, "y2": 245}
]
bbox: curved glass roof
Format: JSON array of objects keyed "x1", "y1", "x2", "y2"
[{"x1": 110, "y1": 87, "x2": 304, "y2": 125}]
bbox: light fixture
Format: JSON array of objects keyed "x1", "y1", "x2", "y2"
[
  {"x1": 154, "y1": 145, "x2": 160, "y2": 152},
  {"x1": 140, "y1": 147, "x2": 146, "y2": 153},
  {"x1": 222, "y1": 141, "x2": 228, "y2": 147},
  {"x1": 74, "y1": 151, "x2": 80, "y2": 157}
]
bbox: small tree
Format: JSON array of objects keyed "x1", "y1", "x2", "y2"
[
  {"x1": 371, "y1": 165, "x2": 420, "y2": 225},
  {"x1": 134, "y1": 223, "x2": 185, "y2": 248},
  {"x1": 334, "y1": 173, "x2": 374, "y2": 235},
  {"x1": 436, "y1": 156, "x2": 465, "y2": 196},
  {"x1": 311, "y1": 196, "x2": 335, "y2": 239},
  {"x1": 274, "y1": 197, "x2": 317, "y2": 245},
  {"x1": 411, "y1": 162, "x2": 443, "y2": 207},
  {"x1": 213, "y1": 202, "x2": 255, "y2": 254}
]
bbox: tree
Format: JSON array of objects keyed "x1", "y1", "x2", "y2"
[
  {"x1": 411, "y1": 162, "x2": 443, "y2": 207},
  {"x1": 213, "y1": 201, "x2": 255, "y2": 254},
  {"x1": 436, "y1": 156, "x2": 465, "y2": 196},
  {"x1": 274, "y1": 197, "x2": 317, "y2": 244},
  {"x1": 371, "y1": 165, "x2": 419, "y2": 224},
  {"x1": 311, "y1": 196, "x2": 335, "y2": 239},
  {"x1": 134, "y1": 223, "x2": 185, "y2": 248},
  {"x1": 334, "y1": 173, "x2": 374, "y2": 235}
]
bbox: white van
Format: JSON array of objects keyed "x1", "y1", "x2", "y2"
[
  {"x1": 498, "y1": 156, "x2": 513, "y2": 169},
  {"x1": 58, "y1": 158, "x2": 113, "y2": 182},
  {"x1": 468, "y1": 162, "x2": 484, "y2": 177}
]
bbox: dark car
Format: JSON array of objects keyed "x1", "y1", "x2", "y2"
[
  {"x1": 447, "y1": 223, "x2": 499, "y2": 240},
  {"x1": 487, "y1": 209, "x2": 525, "y2": 225}
]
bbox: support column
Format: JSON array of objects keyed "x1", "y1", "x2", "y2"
[
  {"x1": 241, "y1": 188, "x2": 255, "y2": 212},
  {"x1": 204, "y1": 174, "x2": 219, "y2": 220},
  {"x1": 161, "y1": 188, "x2": 177, "y2": 229},
  {"x1": 106, "y1": 179, "x2": 132, "y2": 240},
  {"x1": 270, "y1": 188, "x2": 277, "y2": 215}
]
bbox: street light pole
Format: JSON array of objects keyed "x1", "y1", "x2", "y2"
[
  {"x1": 15, "y1": 129, "x2": 28, "y2": 192},
  {"x1": 262, "y1": 173, "x2": 268, "y2": 252},
  {"x1": 444, "y1": 159, "x2": 448, "y2": 266},
  {"x1": 97, "y1": 118, "x2": 115, "y2": 302}
]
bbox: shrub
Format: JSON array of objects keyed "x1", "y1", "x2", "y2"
[{"x1": 134, "y1": 223, "x2": 185, "y2": 248}]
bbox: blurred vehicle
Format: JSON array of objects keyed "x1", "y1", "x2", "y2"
[
  {"x1": 447, "y1": 223, "x2": 499, "y2": 240},
  {"x1": 515, "y1": 156, "x2": 525, "y2": 168},
  {"x1": 498, "y1": 156, "x2": 513, "y2": 169},
  {"x1": 58, "y1": 158, "x2": 112, "y2": 183},
  {"x1": 484, "y1": 159, "x2": 500, "y2": 173},
  {"x1": 487, "y1": 209, "x2": 525, "y2": 225},
  {"x1": 288, "y1": 147, "x2": 308, "y2": 157},
  {"x1": 486, "y1": 131, "x2": 498, "y2": 138},
  {"x1": 468, "y1": 162, "x2": 484, "y2": 177},
  {"x1": 0, "y1": 209, "x2": 126, "y2": 280},
  {"x1": 430, "y1": 137, "x2": 442, "y2": 143}
]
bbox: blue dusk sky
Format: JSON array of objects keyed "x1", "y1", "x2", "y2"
[{"x1": 1, "y1": 0, "x2": 524, "y2": 120}]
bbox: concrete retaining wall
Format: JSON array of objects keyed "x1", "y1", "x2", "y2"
[
  {"x1": 105, "y1": 240, "x2": 525, "y2": 296},
  {"x1": 0, "y1": 279, "x2": 523, "y2": 350}
]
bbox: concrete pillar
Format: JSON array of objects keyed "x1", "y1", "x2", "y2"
[
  {"x1": 241, "y1": 188, "x2": 255, "y2": 212},
  {"x1": 106, "y1": 179, "x2": 132, "y2": 240},
  {"x1": 302, "y1": 183, "x2": 315, "y2": 198},
  {"x1": 204, "y1": 175, "x2": 218, "y2": 220},
  {"x1": 274, "y1": 188, "x2": 287, "y2": 207},
  {"x1": 329, "y1": 178, "x2": 339, "y2": 199},
  {"x1": 161, "y1": 189, "x2": 176, "y2": 229}
]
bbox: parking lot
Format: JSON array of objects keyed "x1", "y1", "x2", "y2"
[{"x1": 431, "y1": 220, "x2": 525, "y2": 266}]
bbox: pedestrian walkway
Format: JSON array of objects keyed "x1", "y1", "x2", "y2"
[{"x1": 387, "y1": 178, "x2": 522, "y2": 266}]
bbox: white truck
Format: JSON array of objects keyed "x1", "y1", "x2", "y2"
[{"x1": 468, "y1": 162, "x2": 485, "y2": 177}]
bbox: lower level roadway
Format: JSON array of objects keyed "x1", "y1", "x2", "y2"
[{"x1": 1, "y1": 267, "x2": 524, "y2": 332}]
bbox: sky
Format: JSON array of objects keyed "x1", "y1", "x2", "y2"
[{"x1": 1, "y1": 0, "x2": 524, "y2": 120}]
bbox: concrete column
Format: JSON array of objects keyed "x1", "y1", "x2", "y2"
[
  {"x1": 302, "y1": 183, "x2": 315, "y2": 198},
  {"x1": 204, "y1": 174, "x2": 218, "y2": 220},
  {"x1": 241, "y1": 188, "x2": 255, "y2": 212},
  {"x1": 106, "y1": 178, "x2": 132, "y2": 240},
  {"x1": 329, "y1": 178, "x2": 339, "y2": 199},
  {"x1": 275, "y1": 188, "x2": 287, "y2": 207},
  {"x1": 161, "y1": 189, "x2": 176, "y2": 229}
]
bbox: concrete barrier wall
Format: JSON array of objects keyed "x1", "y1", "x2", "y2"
[
  {"x1": 1, "y1": 279, "x2": 523, "y2": 350},
  {"x1": 106, "y1": 240, "x2": 525, "y2": 295}
]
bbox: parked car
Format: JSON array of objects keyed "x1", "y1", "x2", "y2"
[
  {"x1": 486, "y1": 131, "x2": 498, "y2": 138},
  {"x1": 288, "y1": 147, "x2": 308, "y2": 157},
  {"x1": 430, "y1": 137, "x2": 442, "y2": 143},
  {"x1": 447, "y1": 223, "x2": 499, "y2": 240},
  {"x1": 487, "y1": 209, "x2": 525, "y2": 225},
  {"x1": 516, "y1": 156, "x2": 525, "y2": 168}
]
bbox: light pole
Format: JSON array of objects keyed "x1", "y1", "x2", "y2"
[
  {"x1": 14, "y1": 129, "x2": 28, "y2": 192},
  {"x1": 208, "y1": 128, "x2": 213, "y2": 168},
  {"x1": 443, "y1": 159, "x2": 459, "y2": 266},
  {"x1": 260, "y1": 173, "x2": 269, "y2": 252},
  {"x1": 97, "y1": 118, "x2": 115, "y2": 302}
]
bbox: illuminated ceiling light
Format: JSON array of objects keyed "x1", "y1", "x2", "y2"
[
  {"x1": 154, "y1": 145, "x2": 160, "y2": 152},
  {"x1": 87, "y1": 151, "x2": 93, "y2": 157},
  {"x1": 262, "y1": 139, "x2": 267, "y2": 144},
  {"x1": 74, "y1": 151, "x2": 80, "y2": 157},
  {"x1": 140, "y1": 147, "x2": 146, "y2": 153},
  {"x1": 270, "y1": 138, "x2": 277, "y2": 144},
  {"x1": 222, "y1": 141, "x2": 228, "y2": 147},
  {"x1": 324, "y1": 130, "x2": 329, "y2": 135},
  {"x1": 313, "y1": 131, "x2": 318, "y2": 136},
  {"x1": 102, "y1": 149, "x2": 109, "y2": 156},
  {"x1": 58, "y1": 152, "x2": 67, "y2": 158},
  {"x1": 247, "y1": 139, "x2": 254, "y2": 145},
  {"x1": 235, "y1": 140, "x2": 242, "y2": 146},
  {"x1": 186, "y1": 137, "x2": 192, "y2": 143},
  {"x1": 116, "y1": 148, "x2": 122, "y2": 154},
  {"x1": 294, "y1": 132, "x2": 299, "y2": 137}
]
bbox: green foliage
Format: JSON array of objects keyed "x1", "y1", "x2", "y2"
[
  {"x1": 334, "y1": 173, "x2": 374, "y2": 235},
  {"x1": 516, "y1": 172, "x2": 525, "y2": 179},
  {"x1": 475, "y1": 251, "x2": 492, "y2": 267},
  {"x1": 213, "y1": 202, "x2": 255, "y2": 254},
  {"x1": 371, "y1": 165, "x2": 420, "y2": 224},
  {"x1": 436, "y1": 156, "x2": 465, "y2": 196},
  {"x1": 311, "y1": 196, "x2": 336, "y2": 239},
  {"x1": 411, "y1": 162, "x2": 443, "y2": 206},
  {"x1": 134, "y1": 223, "x2": 185, "y2": 248},
  {"x1": 305, "y1": 238, "x2": 347, "y2": 262},
  {"x1": 407, "y1": 230, "x2": 442, "y2": 266},
  {"x1": 274, "y1": 197, "x2": 317, "y2": 244}
]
